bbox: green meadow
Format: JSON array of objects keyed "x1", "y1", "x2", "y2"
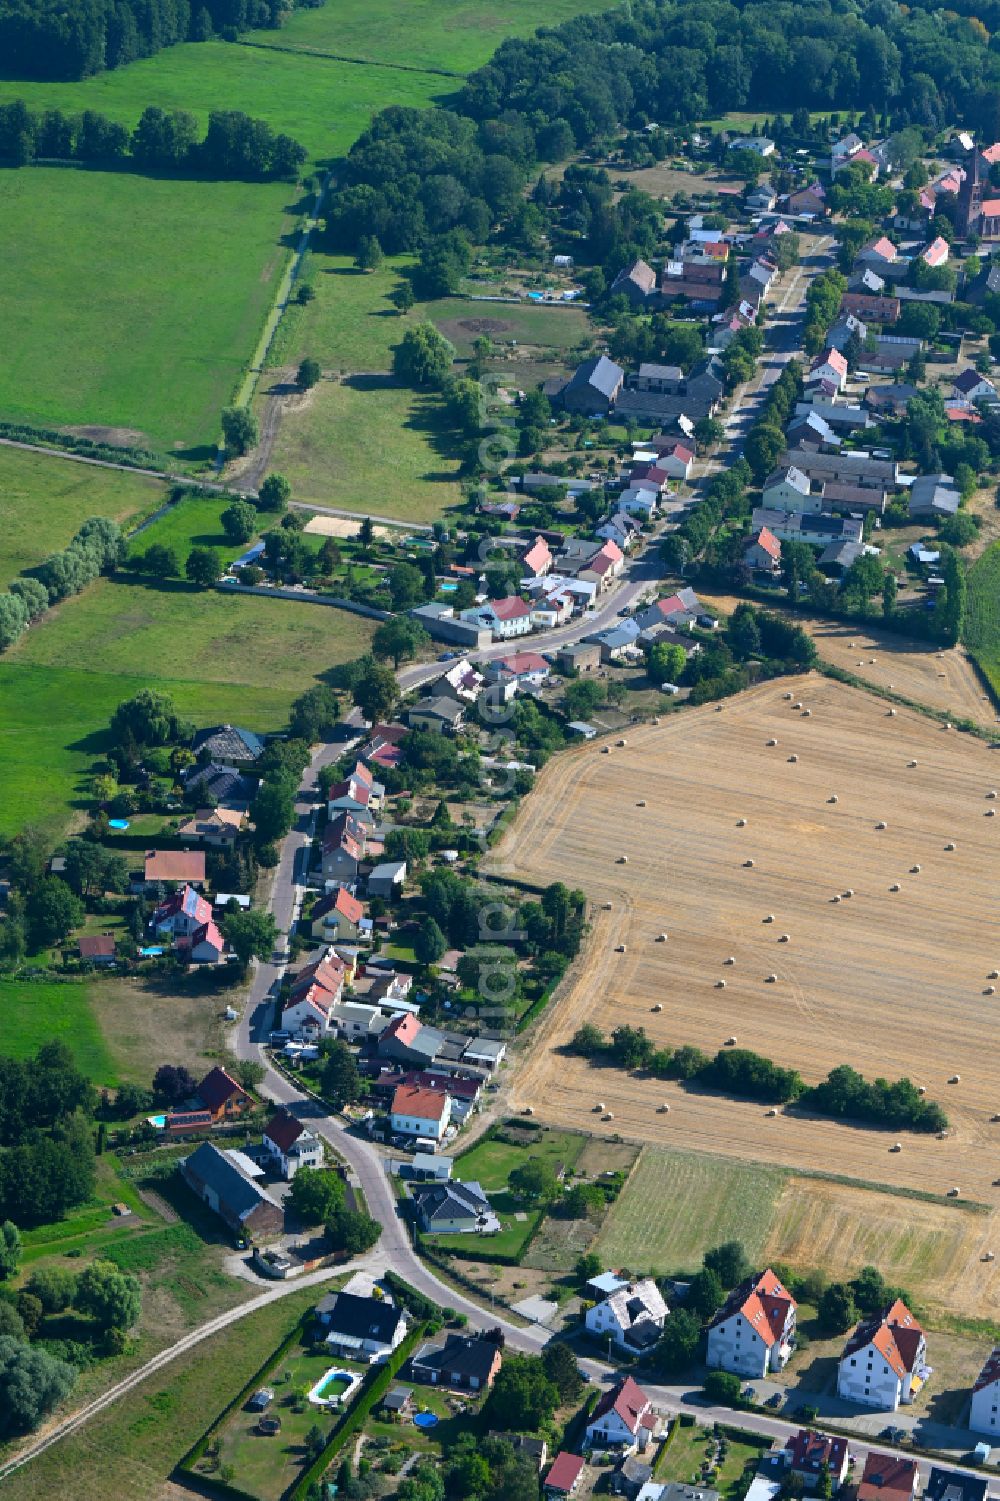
[
  {"x1": 246, "y1": 0, "x2": 612, "y2": 73},
  {"x1": 0, "y1": 169, "x2": 293, "y2": 454},
  {"x1": 0, "y1": 579, "x2": 374, "y2": 837},
  {"x1": 965, "y1": 541, "x2": 1000, "y2": 696},
  {"x1": 128, "y1": 490, "x2": 260, "y2": 570},
  {"x1": 0, "y1": 446, "x2": 165, "y2": 586},
  {"x1": 0, "y1": 979, "x2": 117, "y2": 1082},
  {"x1": 0, "y1": 43, "x2": 445, "y2": 166}
]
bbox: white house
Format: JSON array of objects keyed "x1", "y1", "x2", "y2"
[
  {"x1": 462, "y1": 596, "x2": 534, "y2": 639},
  {"x1": 585, "y1": 1376, "x2": 656, "y2": 1452},
  {"x1": 390, "y1": 1083, "x2": 452, "y2": 1142},
  {"x1": 728, "y1": 135, "x2": 775, "y2": 158},
  {"x1": 151, "y1": 884, "x2": 214, "y2": 939},
  {"x1": 810, "y1": 347, "x2": 848, "y2": 392},
  {"x1": 261, "y1": 1110, "x2": 324, "y2": 1178},
  {"x1": 531, "y1": 591, "x2": 574, "y2": 629},
  {"x1": 837, "y1": 1299, "x2": 928, "y2": 1411},
  {"x1": 831, "y1": 132, "x2": 864, "y2": 175},
  {"x1": 970, "y1": 1348, "x2": 1000, "y2": 1436},
  {"x1": 618, "y1": 485, "x2": 659, "y2": 520},
  {"x1": 953, "y1": 368, "x2": 998, "y2": 403},
  {"x1": 486, "y1": 652, "x2": 551, "y2": 693},
  {"x1": 743, "y1": 526, "x2": 782, "y2": 575},
  {"x1": 316, "y1": 1291, "x2": 408, "y2": 1364},
  {"x1": 585, "y1": 1278, "x2": 668, "y2": 1354},
  {"x1": 706, "y1": 1268, "x2": 797, "y2": 1378},
  {"x1": 762, "y1": 465, "x2": 813, "y2": 513},
  {"x1": 597, "y1": 513, "x2": 641, "y2": 551}
]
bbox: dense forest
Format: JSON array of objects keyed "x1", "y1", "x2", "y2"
[
  {"x1": 1, "y1": 0, "x2": 323, "y2": 81},
  {"x1": 327, "y1": 0, "x2": 1000, "y2": 256}
]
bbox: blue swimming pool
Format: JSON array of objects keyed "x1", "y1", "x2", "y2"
[
  {"x1": 139, "y1": 946, "x2": 164, "y2": 957},
  {"x1": 414, "y1": 1411, "x2": 439, "y2": 1429},
  {"x1": 147, "y1": 1114, "x2": 166, "y2": 1129},
  {"x1": 108, "y1": 818, "x2": 130, "y2": 830}
]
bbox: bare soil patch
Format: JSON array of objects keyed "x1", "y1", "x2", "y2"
[
  {"x1": 495, "y1": 676, "x2": 1000, "y2": 1218},
  {"x1": 62, "y1": 424, "x2": 150, "y2": 448}
]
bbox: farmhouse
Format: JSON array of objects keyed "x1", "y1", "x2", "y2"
[
  {"x1": 410, "y1": 1331, "x2": 504, "y2": 1391},
  {"x1": 611, "y1": 260, "x2": 658, "y2": 306},
  {"x1": 462, "y1": 596, "x2": 534, "y2": 640},
  {"x1": 585, "y1": 1278, "x2": 668, "y2": 1353},
  {"x1": 970, "y1": 1348, "x2": 1000, "y2": 1436},
  {"x1": 180, "y1": 1142, "x2": 283, "y2": 1239},
  {"x1": 316, "y1": 1291, "x2": 408, "y2": 1364},
  {"x1": 785, "y1": 1430, "x2": 849, "y2": 1490},
  {"x1": 585, "y1": 1375, "x2": 656, "y2": 1452},
  {"x1": 837, "y1": 1299, "x2": 928, "y2": 1410},
  {"x1": 261, "y1": 1109, "x2": 323, "y2": 1179},
  {"x1": 706, "y1": 1268, "x2": 797, "y2": 1378},
  {"x1": 560, "y1": 355, "x2": 625, "y2": 414}
]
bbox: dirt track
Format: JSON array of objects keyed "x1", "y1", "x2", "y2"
[{"x1": 495, "y1": 675, "x2": 1000, "y2": 1205}]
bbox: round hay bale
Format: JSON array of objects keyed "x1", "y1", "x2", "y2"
[
  {"x1": 828, "y1": 794, "x2": 839, "y2": 804},
  {"x1": 655, "y1": 932, "x2": 668, "y2": 943},
  {"x1": 617, "y1": 738, "x2": 627, "y2": 747},
  {"x1": 783, "y1": 691, "x2": 793, "y2": 700},
  {"x1": 792, "y1": 701, "x2": 803, "y2": 710},
  {"x1": 737, "y1": 818, "x2": 748, "y2": 827},
  {"x1": 983, "y1": 1252, "x2": 995, "y2": 1263},
  {"x1": 726, "y1": 1035, "x2": 738, "y2": 1046},
  {"x1": 803, "y1": 709, "x2": 812, "y2": 718},
  {"x1": 724, "y1": 956, "x2": 735, "y2": 965},
  {"x1": 888, "y1": 709, "x2": 897, "y2": 717},
  {"x1": 888, "y1": 683, "x2": 893, "y2": 689},
  {"x1": 908, "y1": 760, "x2": 918, "y2": 768},
  {"x1": 918, "y1": 1085, "x2": 927, "y2": 1095},
  {"x1": 949, "y1": 1074, "x2": 961, "y2": 1084},
  {"x1": 594, "y1": 1102, "x2": 605, "y2": 1113},
  {"x1": 788, "y1": 754, "x2": 798, "y2": 763},
  {"x1": 876, "y1": 821, "x2": 887, "y2": 830},
  {"x1": 910, "y1": 864, "x2": 921, "y2": 874},
  {"x1": 716, "y1": 979, "x2": 727, "y2": 989},
  {"x1": 945, "y1": 842, "x2": 957, "y2": 851},
  {"x1": 658, "y1": 1103, "x2": 670, "y2": 1113},
  {"x1": 615, "y1": 943, "x2": 627, "y2": 953},
  {"x1": 523, "y1": 1106, "x2": 534, "y2": 1116},
  {"x1": 765, "y1": 973, "x2": 778, "y2": 983},
  {"x1": 890, "y1": 1143, "x2": 902, "y2": 1153},
  {"x1": 987, "y1": 810, "x2": 996, "y2": 818},
  {"x1": 743, "y1": 859, "x2": 755, "y2": 868},
  {"x1": 843, "y1": 888, "x2": 855, "y2": 898},
  {"x1": 945, "y1": 722, "x2": 953, "y2": 731},
  {"x1": 986, "y1": 986, "x2": 997, "y2": 996},
  {"x1": 617, "y1": 854, "x2": 629, "y2": 864},
  {"x1": 602, "y1": 901, "x2": 613, "y2": 910},
  {"x1": 765, "y1": 1107, "x2": 778, "y2": 1117},
  {"x1": 602, "y1": 746, "x2": 611, "y2": 754},
  {"x1": 870, "y1": 658, "x2": 877, "y2": 665},
  {"x1": 763, "y1": 914, "x2": 775, "y2": 923},
  {"x1": 890, "y1": 883, "x2": 901, "y2": 893},
  {"x1": 988, "y1": 791, "x2": 998, "y2": 800},
  {"x1": 989, "y1": 970, "x2": 999, "y2": 980},
  {"x1": 652, "y1": 1002, "x2": 663, "y2": 1012},
  {"x1": 948, "y1": 1186, "x2": 961, "y2": 1197},
  {"x1": 779, "y1": 934, "x2": 790, "y2": 943},
  {"x1": 831, "y1": 894, "x2": 842, "y2": 903},
  {"x1": 637, "y1": 799, "x2": 647, "y2": 807},
  {"x1": 652, "y1": 717, "x2": 660, "y2": 726},
  {"x1": 766, "y1": 738, "x2": 778, "y2": 747},
  {"x1": 602, "y1": 1112, "x2": 614, "y2": 1121}
]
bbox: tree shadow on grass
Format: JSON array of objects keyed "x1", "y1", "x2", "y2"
[
  {"x1": 171, "y1": 442, "x2": 219, "y2": 464},
  {"x1": 405, "y1": 392, "x2": 466, "y2": 479}
]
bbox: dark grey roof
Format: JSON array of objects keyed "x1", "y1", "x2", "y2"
[
  {"x1": 183, "y1": 762, "x2": 256, "y2": 802},
  {"x1": 191, "y1": 724, "x2": 265, "y2": 763},
  {"x1": 925, "y1": 1471, "x2": 988, "y2": 1501},
  {"x1": 615, "y1": 390, "x2": 712, "y2": 423},
  {"x1": 565, "y1": 355, "x2": 624, "y2": 401},
  {"x1": 411, "y1": 1332, "x2": 501, "y2": 1383},
  {"x1": 316, "y1": 1291, "x2": 407, "y2": 1344},
  {"x1": 415, "y1": 1180, "x2": 491, "y2": 1225},
  {"x1": 183, "y1": 1142, "x2": 279, "y2": 1223}
]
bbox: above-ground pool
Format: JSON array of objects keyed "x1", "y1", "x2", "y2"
[
  {"x1": 414, "y1": 1411, "x2": 439, "y2": 1429},
  {"x1": 108, "y1": 818, "x2": 130, "y2": 830},
  {"x1": 308, "y1": 1367, "x2": 362, "y2": 1409}
]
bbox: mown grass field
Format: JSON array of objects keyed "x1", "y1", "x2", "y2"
[
  {"x1": 128, "y1": 489, "x2": 260, "y2": 570},
  {"x1": 0, "y1": 169, "x2": 293, "y2": 454},
  {"x1": 0, "y1": 1287, "x2": 321, "y2": 1501},
  {"x1": 246, "y1": 0, "x2": 611, "y2": 72},
  {"x1": 964, "y1": 540, "x2": 1000, "y2": 695},
  {"x1": 262, "y1": 375, "x2": 463, "y2": 522},
  {"x1": 0, "y1": 979, "x2": 117, "y2": 1082},
  {"x1": 0, "y1": 579, "x2": 373, "y2": 837},
  {"x1": 0, "y1": 447, "x2": 164, "y2": 586},
  {"x1": 266, "y1": 255, "x2": 420, "y2": 373},
  {"x1": 594, "y1": 1147, "x2": 787, "y2": 1274},
  {"x1": 0, "y1": 42, "x2": 445, "y2": 165}
]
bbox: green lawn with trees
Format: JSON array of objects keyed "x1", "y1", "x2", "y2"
[
  {"x1": 127, "y1": 489, "x2": 261, "y2": 574},
  {"x1": 0, "y1": 169, "x2": 294, "y2": 454},
  {"x1": 964, "y1": 540, "x2": 1000, "y2": 694},
  {"x1": 0, "y1": 448, "x2": 164, "y2": 588}
]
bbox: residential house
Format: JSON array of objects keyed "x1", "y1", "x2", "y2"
[
  {"x1": 785, "y1": 1430, "x2": 849, "y2": 1490},
  {"x1": 408, "y1": 696, "x2": 466, "y2": 735},
  {"x1": 865, "y1": 384, "x2": 918, "y2": 417},
  {"x1": 585, "y1": 1278, "x2": 669, "y2": 1353},
  {"x1": 191, "y1": 724, "x2": 265, "y2": 768},
  {"x1": 390, "y1": 1083, "x2": 452, "y2": 1142},
  {"x1": 152, "y1": 883, "x2": 213, "y2": 939},
  {"x1": 728, "y1": 135, "x2": 774, "y2": 157},
  {"x1": 577, "y1": 539, "x2": 624, "y2": 591},
  {"x1": 462, "y1": 595, "x2": 534, "y2": 640},
  {"x1": 196, "y1": 1065, "x2": 252, "y2": 1121},
  {"x1": 556, "y1": 642, "x2": 601, "y2": 673},
  {"x1": 311, "y1": 886, "x2": 364, "y2": 945},
  {"x1": 368, "y1": 860, "x2": 406, "y2": 899},
  {"x1": 762, "y1": 466, "x2": 812, "y2": 512},
  {"x1": 921, "y1": 236, "x2": 950, "y2": 268},
  {"x1": 793, "y1": 399, "x2": 872, "y2": 433},
  {"x1": 751, "y1": 508, "x2": 863, "y2": 549},
  {"x1": 924, "y1": 1472, "x2": 987, "y2": 1501},
  {"x1": 410, "y1": 1330, "x2": 504, "y2": 1392},
  {"x1": 786, "y1": 410, "x2": 842, "y2": 450},
  {"x1": 864, "y1": 335, "x2": 923, "y2": 372},
  {"x1": 585, "y1": 1376, "x2": 656, "y2": 1452},
  {"x1": 837, "y1": 1299, "x2": 928, "y2": 1410},
  {"x1": 597, "y1": 513, "x2": 641, "y2": 552},
  {"x1": 635, "y1": 588, "x2": 701, "y2": 633},
  {"x1": 908, "y1": 474, "x2": 961, "y2": 519},
  {"x1": 181, "y1": 918, "x2": 225, "y2": 964},
  {"x1": 778, "y1": 447, "x2": 897, "y2": 494},
  {"x1": 181, "y1": 1142, "x2": 283, "y2": 1238},
  {"x1": 144, "y1": 850, "x2": 206, "y2": 887},
  {"x1": 381, "y1": 1386, "x2": 415, "y2": 1419},
  {"x1": 531, "y1": 589, "x2": 575, "y2": 629},
  {"x1": 321, "y1": 812, "x2": 367, "y2": 884},
  {"x1": 746, "y1": 184, "x2": 777, "y2": 212},
  {"x1": 78, "y1": 934, "x2": 116, "y2": 965},
  {"x1": 489, "y1": 1435, "x2": 548, "y2": 1470},
  {"x1": 328, "y1": 1001, "x2": 385, "y2": 1044},
  {"x1": 522, "y1": 536, "x2": 553, "y2": 578},
  {"x1": 361, "y1": 722, "x2": 409, "y2": 770},
  {"x1": 413, "y1": 1179, "x2": 499, "y2": 1233},
  {"x1": 856, "y1": 235, "x2": 898, "y2": 267},
  {"x1": 660, "y1": 259, "x2": 725, "y2": 310},
  {"x1": 183, "y1": 762, "x2": 258, "y2": 805},
  {"x1": 545, "y1": 1453, "x2": 586, "y2": 1497},
  {"x1": 633, "y1": 362, "x2": 684, "y2": 392},
  {"x1": 589, "y1": 620, "x2": 643, "y2": 663},
  {"x1": 706, "y1": 1268, "x2": 797, "y2": 1378},
  {"x1": 611, "y1": 260, "x2": 658, "y2": 306},
  {"x1": 326, "y1": 761, "x2": 382, "y2": 822},
  {"x1": 282, "y1": 955, "x2": 346, "y2": 1039},
  {"x1": 953, "y1": 367, "x2": 998, "y2": 402},
  {"x1": 819, "y1": 539, "x2": 866, "y2": 575},
  {"x1": 971, "y1": 1348, "x2": 1000, "y2": 1436},
  {"x1": 561, "y1": 355, "x2": 625, "y2": 414},
  {"x1": 810, "y1": 348, "x2": 848, "y2": 392},
  {"x1": 177, "y1": 805, "x2": 245, "y2": 847},
  {"x1": 486, "y1": 652, "x2": 551, "y2": 694},
  {"x1": 316, "y1": 1290, "x2": 408, "y2": 1364},
  {"x1": 857, "y1": 1455, "x2": 919, "y2": 1501},
  {"x1": 618, "y1": 486, "x2": 660, "y2": 520},
  {"x1": 410, "y1": 602, "x2": 492, "y2": 652},
  {"x1": 379, "y1": 1012, "x2": 442, "y2": 1068},
  {"x1": 787, "y1": 182, "x2": 827, "y2": 216},
  {"x1": 261, "y1": 1109, "x2": 323, "y2": 1178},
  {"x1": 609, "y1": 1456, "x2": 655, "y2": 1497},
  {"x1": 831, "y1": 132, "x2": 864, "y2": 175},
  {"x1": 841, "y1": 292, "x2": 901, "y2": 324}
]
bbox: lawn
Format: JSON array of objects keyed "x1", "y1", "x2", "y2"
[
  {"x1": 593, "y1": 1147, "x2": 788, "y2": 1275},
  {"x1": 432, "y1": 298, "x2": 592, "y2": 358},
  {"x1": 0, "y1": 168, "x2": 294, "y2": 454},
  {"x1": 87, "y1": 973, "x2": 228, "y2": 1088},
  {"x1": 964, "y1": 540, "x2": 1000, "y2": 694},
  {"x1": 0, "y1": 978, "x2": 117, "y2": 1083},
  {"x1": 0, "y1": 1288, "x2": 322, "y2": 1501},
  {"x1": 128, "y1": 489, "x2": 262, "y2": 570},
  {"x1": 656, "y1": 1420, "x2": 770, "y2": 1497},
  {"x1": 0, "y1": 446, "x2": 164, "y2": 587},
  {"x1": 262, "y1": 374, "x2": 464, "y2": 523},
  {"x1": 244, "y1": 0, "x2": 612, "y2": 73},
  {"x1": 0, "y1": 578, "x2": 374, "y2": 838},
  {"x1": 0, "y1": 43, "x2": 446, "y2": 165},
  {"x1": 266, "y1": 255, "x2": 420, "y2": 374}
]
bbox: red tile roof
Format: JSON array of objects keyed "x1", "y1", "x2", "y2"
[
  {"x1": 382, "y1": 1011, "x2": 422, "y2": 1046},
  {"x1": 590, "y1": 1375, "x2": 651, "y2": 1435},
  {"x1": 843, "y1": 1299, "x2": 923, "y2": 1379},
  {"x1": 79, "y1": 934, "x2": 116, "y2": 958},
  {"x1": 545, "y1": 1452, "x2": 585, "y2": 1493},
  {"x1": 787, "y1": 1430, "x2": 848, "y2": 1475},
  {"x1": 188, "y1": 919, "x2": 224, "y2": 953},
  {"x1": 265, "y1": 1110, "x2": 306, "y2": 1153},
  {"x1": 522, "y1": 537, "x2": 552, "y2": 575},
  {"x1": 709, "y1": 1268, "x2": 795, "y2": 1346},
  {"x1": 497, "y1": 652, "x2": 550, "y2": 675},
  {"x1": 974, "y1": 1347, "x2": 1000, "y2": 1393},
  {"x1": 749, "y1": 526, "x2": 782, "y2": 561},
  {"x1": 921, "y1": 236, "x2": 949, "y2": 267},
  {"x1": 490, "y1": 596, "x2": 533, "y2": 621},
  {"x1": 145, "y1": 850, "x2": 206, "y2": 883},
  {"x1": 391, "y1": 1083, "x2": 449, "y2": 1122},
  {"x1": 858, "y1": 1453, "x2": 918, "y2": 1501}
]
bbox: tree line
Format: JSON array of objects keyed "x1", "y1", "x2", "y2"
[
  {"x1": 0, "y1": 1042, "x2": 97, "y2": 1226},
  {"x1": 568, "y1": 1024, "x2": 947, "y2": 1130},
  {"x1": 0, "y1": 100, "x2": 306, "y2": 179},
  {"x1": 0, "y1": 516, "x2": 124, "y2": 655},
  {"x1": 3, "y1": 0, "x2": 324, "y2": 81}
]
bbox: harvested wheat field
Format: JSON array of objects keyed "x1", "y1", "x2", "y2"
[
  {"x1": 496, "y1": 675, "x2": 1000, "y2": 1210},
  {"x1": 701, "y1": 592, "x2": 993, "y2": 727}
]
